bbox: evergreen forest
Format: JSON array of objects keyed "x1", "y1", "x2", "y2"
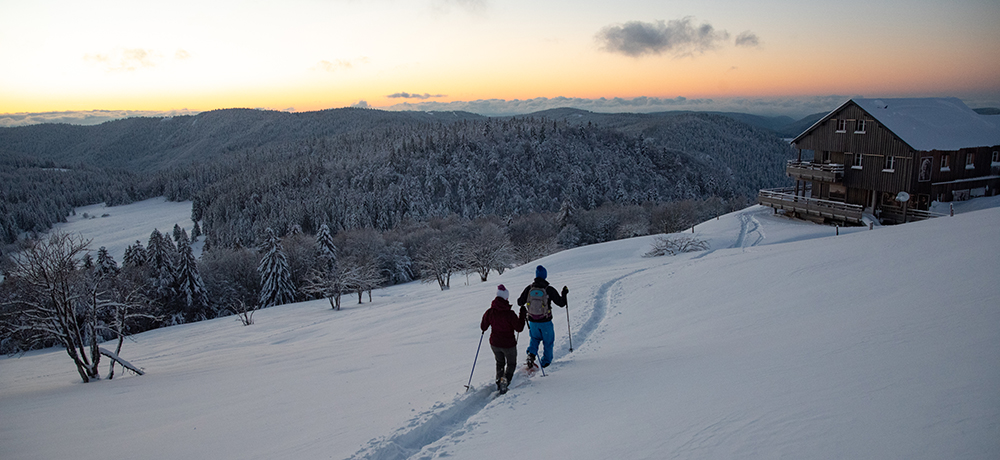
[{"x1": 1, "y1": 107, "x2": 797, "y2": 352}]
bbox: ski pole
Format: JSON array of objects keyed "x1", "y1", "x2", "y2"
[
  {"x1": 465, "y1": 331, "x2": 485, "y2": 391},
  {"x1": 565, "y1": 293, "x2": 573, "y2": 352}
]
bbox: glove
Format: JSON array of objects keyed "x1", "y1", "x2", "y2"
[
  {"x1": 519, "y1": 305, "x2": 527, "y2": 318},
  {"x1": 561, "y1": 286, "x2": 569, "y2": 296}
]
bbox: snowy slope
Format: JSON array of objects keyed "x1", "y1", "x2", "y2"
[
  {"x1": 50, "y1": 196, "x2": 198, "y2": 262},
  {"x1": 2, "y1": 200, "x2": 998, "y2": 460}
]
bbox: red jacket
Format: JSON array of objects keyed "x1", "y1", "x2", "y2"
[{"x1": 481, "y1": 297, "x2": 526, "y2": 348}]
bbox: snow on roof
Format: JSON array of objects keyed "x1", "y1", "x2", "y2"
[{"x1": 853, "y1": 97, "x2": 1000, "y2": 151}]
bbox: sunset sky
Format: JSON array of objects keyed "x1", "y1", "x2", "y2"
[{"x1": 1, "y1": 0, "x2": 999, "y2": 124}]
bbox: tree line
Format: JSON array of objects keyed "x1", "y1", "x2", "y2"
[{"x1": 1, "y1": 109, "x2": 791, "y2": 380}]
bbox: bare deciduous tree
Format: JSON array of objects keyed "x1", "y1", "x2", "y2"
[
  {"x1": 1, "y1": 234, "x2": 102, "y2": 382},
  {"x1": 464, "y1": 221, "x2": 512, "y2": 282},
  {"x1": 415, "y1": 235, "x2": 463, "y2": 291}
]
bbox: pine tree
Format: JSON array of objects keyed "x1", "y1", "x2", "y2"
[
  {"x1": 172, "y1": 224, "x2": 185, "y2": 243},
  {"x1": 146, "y1": 229, "x2": 176, "y2": 271},
  {"x1": 557, "y1": 199, "x2": 576, "y2": 228},
  {"x1": 96, "y1": 246, "x2": 120, "y2": 277},
  {"x1": 258, "y1": 228, "x2": 295, "y2": 308},
  {"x1": 174, "y1": 232, "x2": 208, "y2": 311},
  {"x1": 146, "y1": 229, "x2": 178, "y2": 309},
  {"x1": 301, "y1": 224, "x2": 344, "y2": 309},
  {"x1": 316, "y1": 223, "x2": 337, "y2": 269},
  {"x1": 122, "y1": 241, "x2": 147, "y2": 269}
]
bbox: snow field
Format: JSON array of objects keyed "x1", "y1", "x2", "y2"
[{"x1": 1, "y1": 198, "x2": 998, "y2": 460}]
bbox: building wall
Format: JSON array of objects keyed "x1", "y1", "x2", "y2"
[
  {"x1": 916, "y1": 146, "x2": 1000, "y2": 202},
  {"x1": 795, "y1": 102, "x2": 919, "y2": 208},
  {"x1": 795, "y1": 104, "x2": 915, "y2": 160}
]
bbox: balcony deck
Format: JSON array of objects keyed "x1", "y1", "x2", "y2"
[
  {"x1": 758, "y1": 189, "x2": 864, "y2": 224},
  {"x1": 786, "y1": 161, "x2": 844, "y2": 183}
]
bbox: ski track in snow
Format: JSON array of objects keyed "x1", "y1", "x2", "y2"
[
  {"x1": 732, "y1": 209, "x2": 765, "y2": 251},
  {"x1": 349, "y1": 269, "x2": 644, "y2": 460},
  {"x1": 351, "y1": 211, "x2": 765, "y2": 459}
]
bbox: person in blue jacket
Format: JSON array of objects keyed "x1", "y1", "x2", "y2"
[{"x1": 517, "y1": 265, "x2": 568, "y2": 369}]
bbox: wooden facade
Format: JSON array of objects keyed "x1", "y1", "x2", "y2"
[{"x1": 762, "y1": 98, "x2": 1000, "y2": 224}]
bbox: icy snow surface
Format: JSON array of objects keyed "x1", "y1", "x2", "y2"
[{"x1": 2, "y1": 198, "x2": 999, "y2": 460}]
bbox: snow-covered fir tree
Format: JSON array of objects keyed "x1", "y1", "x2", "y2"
[
  {"x1": 174, "y1": 232, "x2": 208, "y2": 312},
  {"x1": 258, "y1": 228, "x2": 295, "y2": 308},
  {"x1": 146, "y1": 229, "x2": 178, "y2": 310},
  {"x1": 172, "y1": 224, "x2": 185, "y2": 244},
  {"x1": 122, "y1": 240, "x2": 147, "y2": 269},
  {"x1": 315, "y1": 223, "x2": 337, "y2": 270},
  {"x1": 146, "y1": 229, "x2": 176, "y2": 272},
  {"x1": 95, "y1": 246, "x2": 120, "y2": 277}
]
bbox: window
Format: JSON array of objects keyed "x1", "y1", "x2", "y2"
[
  {"x1": 941, "y1": 154, "x2": 950, "y2": 171},
  {"x1": 966, "y1": 153, "x2": 975, "y2": 170},
  {"x1": 835, "y1": 119, "x2": 847, "y2": 132},
  {"x1": 993, "y1": 151, "x2": 999, "y2": 165},
  {"x1": 854, "y1": 120, "x2": 867, "y2": 134},
  {"x1": 851, "y1": 152, "x2": 862, "y2": 169},
  {"x1": 883, "y1": 155, "x2": 895, "y2": 172}
]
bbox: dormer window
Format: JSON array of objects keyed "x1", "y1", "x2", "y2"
[
  {"x1": 941, "y1": 154, "x2": 951, "y2": 171},
  {"x1": 835, "y1": 119, "x2": 847, "y2": 133},
  {"x1": 854, "y1": 120, "x2": 867, "y2": 134}
]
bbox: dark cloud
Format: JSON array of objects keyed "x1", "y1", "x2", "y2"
[
  {"x1": 735, "y1": 31, "x2": 760, "y2": 48},
  {"x1": 596, "y1": 17, "x2": 730, "y2": 57},
  {"x1": 387, "y1": 92, "x2": 446, "y2": 99}
]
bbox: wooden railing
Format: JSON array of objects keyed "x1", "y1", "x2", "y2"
[
  {"x1": 878, "y1": 204, "x2": 947, "y2": 223},
  {"x1": 758, "y1": 188, "x2": 864, "y2": 224},
  {"x1": 786, "y1": 160, "x2": 844, "y2": 182}
]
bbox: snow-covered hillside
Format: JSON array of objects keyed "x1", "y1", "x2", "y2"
[
  {"x1": 2, "y1": 200, "x2": 998, "y2": 460},
  {"x1": 50, "y1": 196, "x2": 198, "y2": 262}
]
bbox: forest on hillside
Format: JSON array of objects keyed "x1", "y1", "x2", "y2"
[
  {"x1": 0, "y1": 108, "x2": 796, "y2": 247},
  {"x1": 1, "y1": 109, "x2": 795, "y2": 352}
]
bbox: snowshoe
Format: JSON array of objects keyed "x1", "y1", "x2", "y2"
[
  {"x1": 524, "y1": 356, "x2": 539, "y2": 375},
  {"x1": 498, "y1": 377, "x2": 509, "y2": 395},
  {"x1": 525, "y1": 353, "x2": 536, "y2": 368}
]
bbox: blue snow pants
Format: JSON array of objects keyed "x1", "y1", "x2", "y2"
[{"x1": 526, "y1": 320, "x2": 555, "y2": 367}]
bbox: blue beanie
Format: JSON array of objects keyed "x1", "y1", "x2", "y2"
[{"x1": 535, "y1": 265, "x2": 547, "y2": 280}]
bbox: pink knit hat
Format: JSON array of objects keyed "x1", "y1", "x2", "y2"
[{"x1": 496, "y1": 284, "x2": 509, "y2": 300}]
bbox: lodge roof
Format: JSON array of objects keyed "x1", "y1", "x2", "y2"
[{"x1": 794, "y1": 97, "x2": 1000, "y2": 151}]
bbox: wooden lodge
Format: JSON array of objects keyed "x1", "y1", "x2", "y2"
[{"x1": 760, "y1": 97, "x2": 1000, "y2": 224}]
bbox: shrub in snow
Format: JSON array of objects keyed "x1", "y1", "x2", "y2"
[{"x1": 644, "y1": 235, "x2": 710, "y2": 257}]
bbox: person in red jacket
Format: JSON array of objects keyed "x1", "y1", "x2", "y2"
[{"x1": 481, "y1": 284, "x2": 526, "y2": 394}]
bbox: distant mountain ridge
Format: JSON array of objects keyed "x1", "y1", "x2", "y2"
[
  {"x1": 0, "y1": 108, "x2": 486, "y2": 171},
  {"x1": 0, "y1": 107, "x2": 828, "y2": 172},
  {"x1": 0, "y1": 107, "x2": 798, "y2": 245}
]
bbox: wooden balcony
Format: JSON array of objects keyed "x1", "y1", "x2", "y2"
[
  {"x1": 786, "y1": 160, "x2": 844, "y2": 183},
  {"x1": 878, "y1": 204, "x2": 948, "y2": 224},
  {"x1": 758, "y1": 189, "x2": 864, "y2": 224}
]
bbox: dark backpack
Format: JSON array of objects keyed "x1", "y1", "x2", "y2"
[{"x1": 525, "y1": 286, "x2": 550, "y2": 320}]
